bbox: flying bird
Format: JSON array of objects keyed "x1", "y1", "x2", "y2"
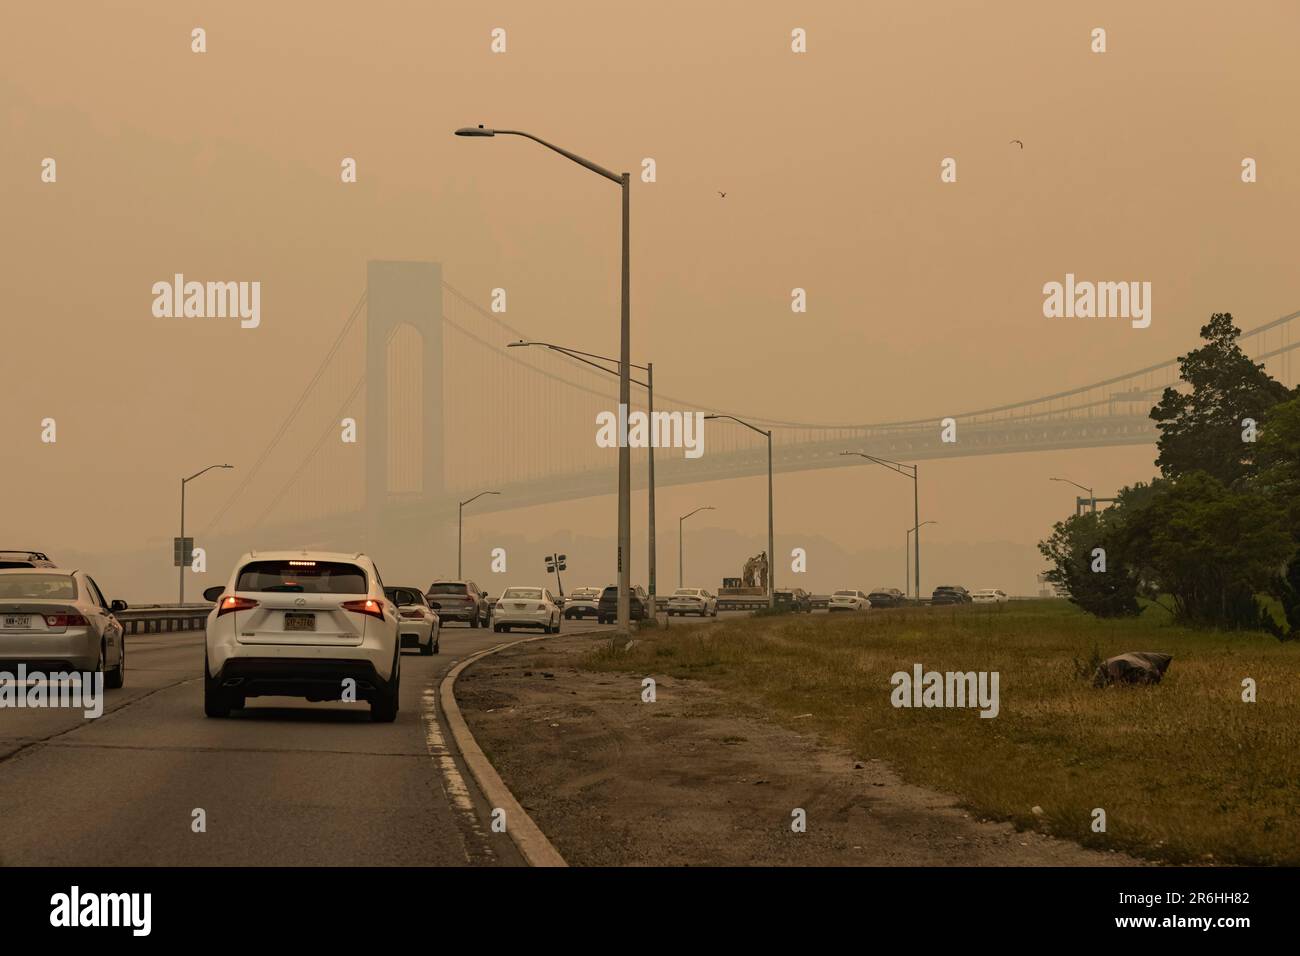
[
  {"x1": 1010, "y1": 139, "x2": 1024, "y2": 149},
  {"x1": 718, "y1": 191, "x2": 727, "y2": 198}
]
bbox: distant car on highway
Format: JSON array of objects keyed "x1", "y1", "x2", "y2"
[
  {"x1": 0, "y1": 568, "x2": 127, "y2": 686},
  {"x1": 425, "y1": 579, "x2": 489, "y2": 628},
  {"x1": 0, "y1": 550, "x2": 58, "y2": 569},
  {"x1": 203, "y1": 551, "x2": 401, "y2": 721},
  {"x1": 493, "y1": 586, "x2": 562, "y2": 634},
  {"x1": 773, "y1": 588, "x2": 813, "y2": 613},
  {"x1": 597, "y1": 584, "x2": 648, "y2": 624},
  {"x1": 867, "y1": 588, "x2": 907, "y2": 608},
  {"x1": 667, "y1": 587, "x2": 718, "y2": 617},
  {"x1": 384, "y1": 586, "x2": 440, "y2": 655},
  {"x1": 931, "y1": 585, "x2": 973, "y2": 605},
  {"x1": 971, "y1": 588, "x2": 1009, "y2": 604},
  {"x1": 828, "y1": 589, "x2": 871, "y2": 611},
  {"x1": 562, "y1": 586, "x2": 602, "y2": 620}
]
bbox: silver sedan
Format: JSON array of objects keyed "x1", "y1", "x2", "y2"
[{"x1": 0, "y1": 568, "x2": 126, "y2": 686}]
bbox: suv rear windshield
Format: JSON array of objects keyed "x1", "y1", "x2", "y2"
[
  {"x1": 0, "y1": 573, "x2": 77, "y2": 600},
  {"x1": 236, "y1": 560, "x2": 367, "y2": 594},
  {"x1": 428, "y1": 583, "x2": 469, "y2": 595}
]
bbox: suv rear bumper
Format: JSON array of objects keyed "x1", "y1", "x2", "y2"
[
  {"x1": 435, "y1": 607, "x2": 476, "y2": 622},
  {"x1": 213, "y1": 657, "x2": 393, "y2": 702}
]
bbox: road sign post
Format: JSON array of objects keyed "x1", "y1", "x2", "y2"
[{"x1": 545, "y1": 552, "x2": 567, "y2": 598}]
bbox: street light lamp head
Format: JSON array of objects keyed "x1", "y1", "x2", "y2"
[
  {"x1": 506, "y1": 340, "x2": 531, "y2": 348},
  {"x1": 454, "y1": 125, "x2": 495, "y2": 137}
]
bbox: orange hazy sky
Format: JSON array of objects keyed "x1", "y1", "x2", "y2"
[{"x1": 3, "y1": 1, "x2": 1298, "y2": 598}]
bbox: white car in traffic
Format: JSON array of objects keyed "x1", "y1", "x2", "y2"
[
  {"x1": 667, "y1": 587, "x2": 718, "y2": 617},
  {"x1": 971, "y1": 588, "x2": 1009, "y2": 604},
  {"x1": 828, "y1": 589, "x2": 872, "y2": 611},
  {"x1": 0, "y1": 568, "x2": 127, "y2": 686},
  {"x1": 385, "y1": 586, "x2": 440, "y2": 655},
  {"x1": 203, "y1": 551, "x2": 401, "y2": 722},
  {"x1": 562, "y1": 587, "x2": 601, "y2": 620},
  {"x1": 493, "y1": 586, "x2": 562, "y2": 634}
]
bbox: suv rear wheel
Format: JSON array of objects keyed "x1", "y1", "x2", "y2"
[
  {"x1": 204, "y1": 654, "x2": 239, "y2": 718},
  {"x1": 370, "y1": 646, "x2": 400, "y2": 722}
]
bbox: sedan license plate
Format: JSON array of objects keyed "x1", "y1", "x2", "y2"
[
  {"x1": 283, "y1": 612, "x2": 316, "y2": 632},
  {"x1": 3, "y1": 615, "x2": 31, "y2": 629},
  {"x1": 513, "y1": 603, "x2": 527, "y2": 609}
]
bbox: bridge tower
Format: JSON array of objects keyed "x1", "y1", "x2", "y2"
[{"x1": 365, "y1": 260, "x2": 446, "y2": 568}]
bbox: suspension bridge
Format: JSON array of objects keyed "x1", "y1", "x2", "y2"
[{"x1": 197, "y1": 260, "x2": 1300, "y2": 562}]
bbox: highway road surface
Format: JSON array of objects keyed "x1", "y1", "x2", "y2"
[{"x1": 0, "y1": 618, "x2": 612, "y2": 866}]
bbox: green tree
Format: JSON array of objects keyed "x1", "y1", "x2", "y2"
[
  {"x1": 1150, "y1": 313, "x2": 1290, "y2": 485},
  {"x1": 1119, "y1": 471, "x2": 1291, "y2": 629},
  {"x1": 1255, "y1": 396, "x2": 1300, "y2": 637},
  {"x1": 1038, "y1": 510, "x2": 1141, "y2": 617}
]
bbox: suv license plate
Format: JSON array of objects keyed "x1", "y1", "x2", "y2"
[{"x1": 284, "y1": 612, "x2": 316, "y2": 632}]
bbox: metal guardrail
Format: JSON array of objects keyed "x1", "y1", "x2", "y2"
[{"x1": 116, "y1": 603, "x2": 211, "y2": 635}]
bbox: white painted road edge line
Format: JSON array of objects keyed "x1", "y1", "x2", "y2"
[
  {"x1": 437, "y1": 637, "x2": 568, "y2": 868},
  {"x1": 421, "y1": 685, "x2": 493, "y2": 864}
]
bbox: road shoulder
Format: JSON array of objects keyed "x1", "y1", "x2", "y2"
[{"x1": 456, "y1": 632, "x2": 1143, "y2": 866}]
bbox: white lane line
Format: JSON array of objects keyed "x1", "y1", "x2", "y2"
[{"x1": 421, "y1": 684, "x2": 494, "y2": 864}]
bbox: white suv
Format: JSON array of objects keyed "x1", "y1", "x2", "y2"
[{"x1": 203, "y1": 551, "x2": 401, "y2": 722}]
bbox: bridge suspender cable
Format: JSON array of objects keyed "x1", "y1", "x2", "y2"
[{"x1": 201, "y1": 292, "x2": 367, "y2": 535}]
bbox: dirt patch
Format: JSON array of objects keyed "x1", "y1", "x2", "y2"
[{"x1": 456, "y1": 634, "x2": 1143, "y2": 866}]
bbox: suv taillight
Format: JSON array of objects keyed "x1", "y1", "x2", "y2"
[
  {"x1": 342, "y1": 599, "x2": 385, "y2": 621},
  {"x1": 216, "y1": 595, "x2": 259, "y2": 617}
]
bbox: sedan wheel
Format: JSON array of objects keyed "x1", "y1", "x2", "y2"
[{"x1": 105, "y1": 640, "x2": 125, "y2": 689}]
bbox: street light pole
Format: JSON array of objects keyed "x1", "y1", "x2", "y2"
[
  {"x1": 179, "y1": 464, "x2": 233, "y2": 605},
  {"x1": 906, "y1": 520, "x2": 937, "y2": 601},
  {"x1": 841, "y1": 452, "x2": 921, "y2": 599},
  {"x1": 506, "y1": 340, "x2": 655, "y2": 620},
  {"x1": 1050, "y1": 477, "x2": 1096, "y2": 516},
  {"x1": 646, "y1": 361, "x2": 656, "y2": 618},
  {"x1": 678, "y1": 506, "x2": 716, "y2": 589},
  {"x1": 618, "y1": 171, "x2": 631, "y2": 630},
  {"x1": 458, "y1": 491, "x2": 500, "y2": 578},
  {"x1": 707, "y1": 415, "x2": 775, "y2": 608},
  {"x1": 456, "y1": 125, "x2": 631, "y2": 630}
]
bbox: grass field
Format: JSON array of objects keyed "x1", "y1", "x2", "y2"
[{"x1": 581, "y1": 601, "x2": 1300, "y2": 865}]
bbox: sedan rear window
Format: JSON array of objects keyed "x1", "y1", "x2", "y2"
[
  {"x1": 503, "y1": 587, "x2": 542, "y2": 600},
  {"x1": 236, "y1": 561, "x2": 367, "y2": 594},
  {"x1": 0, "y1": 573, "x2": 77, "y2": 600}
]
